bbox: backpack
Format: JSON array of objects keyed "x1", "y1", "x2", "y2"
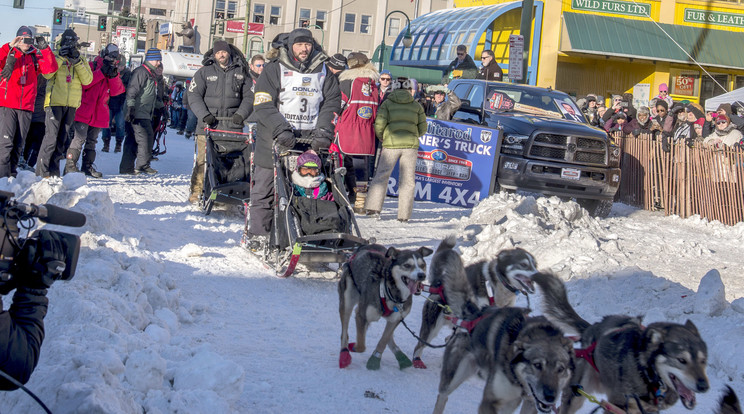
[{"x1": 335, "y1": 77, "x2": 379, "y2": 156}]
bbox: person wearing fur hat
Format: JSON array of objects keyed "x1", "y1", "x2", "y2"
[
  {"x1": 364, "y1": 78, "x2": 426, "y2": 223},
  {"x1": 34, "y1": 28, "x2": 94, "y2": 178},
  {"x1": 626, "y1": 106, "x2": 655, "y2": 138},
  {"x1": 186, "y1": 40, "x2": 254, "y2": 203},
  {"x1": 335, "y1": 52, "x2": 379, "y2": 204},
  {"x1": 703, "y1": 113, "x2": 743, "y2": 149},
  {"x1": 0, "y1": 25, "x2": 58, "y2": 178},
  {"x1": 245, "y1": 28, "x2": 341, "y2": 251}
]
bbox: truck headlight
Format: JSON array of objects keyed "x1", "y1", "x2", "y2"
[{"x1": 502, "y1": 134, "x2": 529, "y2": 155}]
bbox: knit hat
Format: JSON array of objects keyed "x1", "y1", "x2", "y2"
[
  {"x1": 655, "y1": 99, "x2": 669, "y2": 111},
  {"x1": 16, "y1": 26, "x2": 33, "y2": 37},
  {"x1": 213, "y1": 41, "x2": 230, "y2": 55},
  {"x1": 347, "y1": 52, "x2": 369, "y2": 69},
  {"x1": 687, "y1": 103, "x2": 705, "y2": 120},
  {"x1": 614, "y1": 112, "x2": 628, "y2": 120},
  {"x1": 694, "y1": 118, "x2": 705, "y2": 127},
  {"x1": 717, "y1": 103, "x2": 733, "y2": 115},
  {"x1": 659, "y1": 83, "x2": 668, "y2": 92},
  {"x1": 145, "y1": 48, "x2": 162, "y2": 61},
  {"x1": 586, "y1": 95, "x2": 596, "y2": 103},
  {"x1": 296, "y1": 150, "x2": 321, "y2": 170},
  {"x1": 288, "y1": 28, "x2": 314, "y2": 45},
  {"x1": 326, "y1": 53, "x2": 346, "y2": 71}
]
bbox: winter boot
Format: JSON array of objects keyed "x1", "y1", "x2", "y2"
[
  {"x1": 101, "y1": 137, "x2": 111, "y2": 152},
  {"x1": 64, "y1": 159, "x2": 79, "y2": 175},
  {"x1": 82, "y1": 165, "x2": 103, "y2": 178},
  {"x1": 82, "y1": 150, "x2": 102, "y2": 178},
  {"x1": 114, "y1": 141, "x2": 122, "y2": 153}
]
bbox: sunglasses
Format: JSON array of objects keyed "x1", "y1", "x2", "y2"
[
  {"x1": 457, "y1": 53, "x2": 464, "y2": 56},
  {"x1": 659, "y1": 91, "x2": 667, "y2": 94},
  {"x1": 254, "y1": 63, "x2": 264, "y2": 67},
  {"x1": 380, "y1": 77, "x2": 391, "y2": 81},
  {"x1": 480, "y1": 56, "x2": 490, "y2": 59},
  {"x1": 299, "y1": 166, "x2": 319, "y2": 176},
  {"x1": 657, "y1": 109, "x2": 667, "y2": 112},
  {"x1": 717, "y1": 120, "x2": 729, "y2": 125}
]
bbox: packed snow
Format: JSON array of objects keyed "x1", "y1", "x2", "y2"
[{"x1": 0, "y1": 133, "x2": 742, "y2": 413}]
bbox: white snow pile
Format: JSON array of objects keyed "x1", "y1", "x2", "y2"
[{"x1": 0, "y1": 174, "x2": 244, "y2": 413}]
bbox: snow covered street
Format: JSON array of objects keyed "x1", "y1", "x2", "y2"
[{"x1": 0, "y1": 133, "x2": 742, "y2": 413}]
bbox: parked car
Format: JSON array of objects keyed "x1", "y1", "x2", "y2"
[{"x1": 447, "y1": 79, "x2": 621, "y2": 217}]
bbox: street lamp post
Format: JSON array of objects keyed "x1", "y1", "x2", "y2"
[
  {"x1": 306, "y1": 24, "x2": 324, "y2": 50},
  {"x1": 378, "y1": 11, "x2": 413, "y2": 73},
  {"x1": 249, "y1": 35, "x2": 264, "y2": 53}
]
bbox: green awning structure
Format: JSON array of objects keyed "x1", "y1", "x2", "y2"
[{"x1": 562, "y1": 12, "x2": 744, "y2": 70}]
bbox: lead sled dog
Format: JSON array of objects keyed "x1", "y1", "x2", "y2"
[{"x1": 532, "y1": 271, "x2": 710, "y2": 413}]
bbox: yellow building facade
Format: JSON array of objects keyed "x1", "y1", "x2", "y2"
[{"x1": 455, "y1": 0, "x2": 744, "y2": 107}]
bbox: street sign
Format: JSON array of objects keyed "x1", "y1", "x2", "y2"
[
  {"x1": 508, "y1": 35, "x2": 524, "y2": 82},
  {"x1": 76, "y1": 7, "x2": 86, "y2": 18}
]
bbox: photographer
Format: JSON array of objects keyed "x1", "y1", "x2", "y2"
[
  {"x1": 0, "y1": 26, "x2": 58, "y2": 178},
  {"x1": 35, "y1": 29, "x2": 93, "y2": 178},
  {"x1": 0, "y1": 231, "x2": 65, "y2": 390}
]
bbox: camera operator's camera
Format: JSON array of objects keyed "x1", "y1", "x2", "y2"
[
  {"x1": 0, "y1": 191, "x2": 85, "y2": 294},
  {"x1": 618, "y1": 101, "x2": 629, "y2": 108}
]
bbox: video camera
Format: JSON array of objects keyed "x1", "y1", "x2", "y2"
[{"x1": 0, "y1": 191, "x2": 86, "y2": 295}]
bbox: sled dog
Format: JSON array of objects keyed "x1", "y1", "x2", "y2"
[
  {"x1": 532, "y1": 272, "x2": 710, "y2": 414},
  {"x1": 412, "y1": 243, "x2": 538, "y2": 368},
  {"x1": 432, "y1": 307, "x2": 574, "y2": 414},
  {"x1": 718, "y1": 386, "x2": 743, "y2": 414},
  {"x1": 338, "y1": 243, "x2": 433, "y2": 370}
]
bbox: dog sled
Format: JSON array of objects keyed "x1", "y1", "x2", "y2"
[
  {"x1": 245, "y1": 138, "x2": 370, "y2": 277},
  {"x1": 198, "y1": 126, "x2": 253, "y2": 215}
]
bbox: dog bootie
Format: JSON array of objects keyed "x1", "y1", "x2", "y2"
[
  {"x1": 366, "y1": 353, "x2": 381, "y2": 370},
  {"x1": 395, "y1": 351, "x2": 412, "y2": 369},
  {"x1": 339, "y1": 349, "x2": 351, "y2": 369},
  {"x1": 413, "y1": 357, "x2": 427, "y2": 369}
]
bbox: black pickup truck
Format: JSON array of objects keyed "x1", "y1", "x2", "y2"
[{"x1": 447, "y1": 79, "x2": 621, "y2": 217}]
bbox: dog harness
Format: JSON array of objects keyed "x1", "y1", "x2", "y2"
[
  {"x1": 573, "y1": 341, "x2": 599, "y2": 372},
  {"x1": 443, "y1": 314, "x2": 487, "y2": 334},
  {"x1": 420, "y1": 284, "x2": 448, "y2": 305},
  {"x1": 379, "y1": 282, "x2": 400, "y2": 317}
]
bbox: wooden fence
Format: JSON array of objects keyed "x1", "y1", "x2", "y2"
[{"x1": 614, "y1": 133, "x2": 744, "y2": 225}]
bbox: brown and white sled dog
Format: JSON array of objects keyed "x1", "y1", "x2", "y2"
[
  {"x1": 338, "y1": 243, "x2": 433, "y2": 370},
  {"x1": 532, "y1": 271, "x2": 710, "y2": 414},
  {"x1": 412, "y1": 242, "x2": 538, "y2": 368},
  {"x1": 433, "y1": 307, "x2": 574, "y2": 414}
]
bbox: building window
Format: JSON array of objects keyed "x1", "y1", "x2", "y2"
[
  {"x1": 299, "y1": 8, "x2": 311, "y2": 28},
  {"x1": 227, "y1": 1, "x2": 237, "y2": 19},
  {"x1": 316, "y1": 11, "x2": 327, "y2": 30},
  {"x1": 150, "y1": 8, "x2": 166, "y2": 16},
  {"x1": 342, "y1": 49, "x2": 353, "y2": 57},
  {"x1": 270, "y1": 6, "x2": 281, "y2": 25},
  {"x1": 253, "y1": 3, "x2": 265, "y2": 23},
  {"x1": 214, "y1": 0, "x2": 225, "y2": 19},
  {"x1": 388, "y1": 18, "x2": 400, "y2": 36},
  {"x1": 344, "y1": 13, "x2": 356, "y2": 32},
  {"x1": 249, "y1": 39, "x2": 263, "y2": 58},
  {"x1": 360, "y1": 15, "x2": 371, "y2": 34}
]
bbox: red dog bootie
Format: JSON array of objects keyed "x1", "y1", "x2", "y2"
[
  {"x1": 413, "y1": 357, "x2": 427, "y2": 369},
  {"x1": 339, "y1": 348, "x2": 352, "y2": 368}
]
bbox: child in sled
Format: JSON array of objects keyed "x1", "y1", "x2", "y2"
[{"x1": 291, "y1": 150, "x2": 344, "y2": 235}]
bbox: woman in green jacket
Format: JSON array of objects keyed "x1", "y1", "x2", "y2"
[{"x1": 364, "y1": 78, "x2": 426, "y2": 222}]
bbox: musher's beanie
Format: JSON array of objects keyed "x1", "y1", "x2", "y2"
[
  {"x1": 145, "y1": 48, "x2": 162, "y2": 61},
  {"x1": 213, "y1": 41, "x2": 230, "y2": 55}
]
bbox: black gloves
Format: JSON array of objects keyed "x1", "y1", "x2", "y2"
[
  {"x1": 275, "y1": 130, "x2": 296, "y2": 153},
  {"x1": 16, "y1": 230, "x2": 67, "y2": 290},
  {"x1": 1, "y1": 53, "x2": 16, "y2": 81},
  {"x1": 35, "y1": 36, "x2": 48, "y2": 50},
  {"x1": 102, "y1": 61, "x2": 118, "y2": 78},
  {"x1": 661, "y1": 136, "x2": 671, "y2": 153},
  {"x1": 310, "y1": 128, "x2": 334, "y2": 153},
  {"x1": 126, "y1": 106, "x2": 135, "y2": 123},
  {"x1": 632, "y1": 128, "x2": 641, "y2": 137},
  {"x1": 203, "y1": 114, "x2": 217, "y2": 128},
  {"x1": 232, "y1": 113, "x2": 244, "y2": 126},
  {"x1": 68, "y1": 48, "x2": 81, "y2": 65}
]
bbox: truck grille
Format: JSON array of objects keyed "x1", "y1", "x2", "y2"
[{"x1": 529, "y1": 133, "x2": 607, "y2": 166}]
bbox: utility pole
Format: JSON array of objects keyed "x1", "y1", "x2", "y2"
[{"x1": 135, "y1": 0, "x2": 142, "y2": 52}]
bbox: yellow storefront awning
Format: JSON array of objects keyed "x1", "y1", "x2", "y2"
[{"x1": 561, "y1": 12, "x2": 744, "y2": 70}]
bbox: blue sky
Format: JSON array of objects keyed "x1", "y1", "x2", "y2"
[{"x1": 0, "y1": 0, "x2": 65, "y2": 46}]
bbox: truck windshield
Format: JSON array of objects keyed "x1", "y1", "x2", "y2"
[{"x1": 485, "y1": 86, "x2": 584, "y2": 122}]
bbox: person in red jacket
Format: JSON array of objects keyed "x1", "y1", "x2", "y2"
[
  {"x1": 0, "y1": 26, "x2": 58, "y2": 178},
  {"x1": 65, "y1": 44, "x2": 125, "y2": 177}
]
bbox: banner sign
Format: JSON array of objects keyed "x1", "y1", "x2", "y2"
[
  {"x1": 225, "y1": 21, "x2": 264, "y2": 35},
  {"x1": 571, "y1": 0, "x2": 651, "y2": 17},
  {"x1": 683, "y1": 8, "x2": 744, "y2": 28},
  {"x1": 387, "y1": 119, "x2": 501, "y2": 208}
]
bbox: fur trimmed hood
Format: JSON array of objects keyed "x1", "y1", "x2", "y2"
[{"x1": 338, "y1": 63, "x2": 379, "y2": 83}]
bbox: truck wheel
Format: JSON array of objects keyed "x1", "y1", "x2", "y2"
[{"x1": 578, "y1": 199, "x2": 613, "y2": 218}]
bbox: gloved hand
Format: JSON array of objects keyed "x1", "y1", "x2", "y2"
[
  {"x1": 102, "y1": 61, "x2": 118, "y2": 78},
  {"x1": 275, "y1": 130, "x2": 296, "y2": 153},
  {"x1": 232, "y1": 113, "x2": 244, "y2": 126},
  {"x1": 126, "y1": 106, "x2": 135, "y2": 123},
  {"x1": 310, "y1": 128, "x2": 333, "y2": 152},
  {"x1": 35, "y1": 36, "x2": 48, "y2": 50},
  {"x1": 68, "y1": 48, "x2": 81, "y2": 65},
  {"x1": 662, "y1": 139, "x2": 671, "y2": 153},
  {"x1": 16, "y1": 230, "x2": 67, "y2": 290},
  {"x1": 632, "y1": 128, "x2": 641, "y2": 137},
  {"x1": 58, "y1": 47, "x2": 70, "y2": 58},
  {"x1": 203, "y1": 114, "x2": 217, "y2": 128},
  {"x1": 1, "y1": 53, "x2": 17, "y2": 81}
]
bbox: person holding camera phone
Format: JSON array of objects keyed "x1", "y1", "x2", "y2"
[
  {"x1": 0, "y1": 230, "x2": 67, "y2": 390},
  {"x1": 35, "y1": 29, "x2": 93, "y2": 178},
  {"x1": 0, "y1": 26, "x2": 58, "y2": 178}
]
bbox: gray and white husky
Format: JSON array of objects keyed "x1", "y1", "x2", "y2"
[
  {"x1": 433, "y1": 307, "x2": 574, "y2": 414},
  {"x1": 412, "y1": 241, "x2": 538, "y2": 368},
  {"x1": 532, "y1": 271, "x2": 710, "y2": 414},
  {"x1": 338, "y1": 243, "x2": 433, "y2": 370}
]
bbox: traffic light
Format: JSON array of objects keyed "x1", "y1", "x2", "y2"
[
  {"x1": 97, "y1": 16, "x2": 107, "y2": 32},
  {"x1": 53, "y1": 8, "x2": 63, "y2": 25},
  {"x1": 210, "y1": 24, "x2": 216, "y2": 35},
  {"x1": 219, "y1": 22, "x2": 225, "y2": 33},
  {"x1": 13, "y1": 0, "x2": 24, "y2": 9}
]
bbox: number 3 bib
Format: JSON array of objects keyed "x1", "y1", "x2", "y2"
[{"x1": 278, "y1": 64, "x2": 326, "y2": 131}]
